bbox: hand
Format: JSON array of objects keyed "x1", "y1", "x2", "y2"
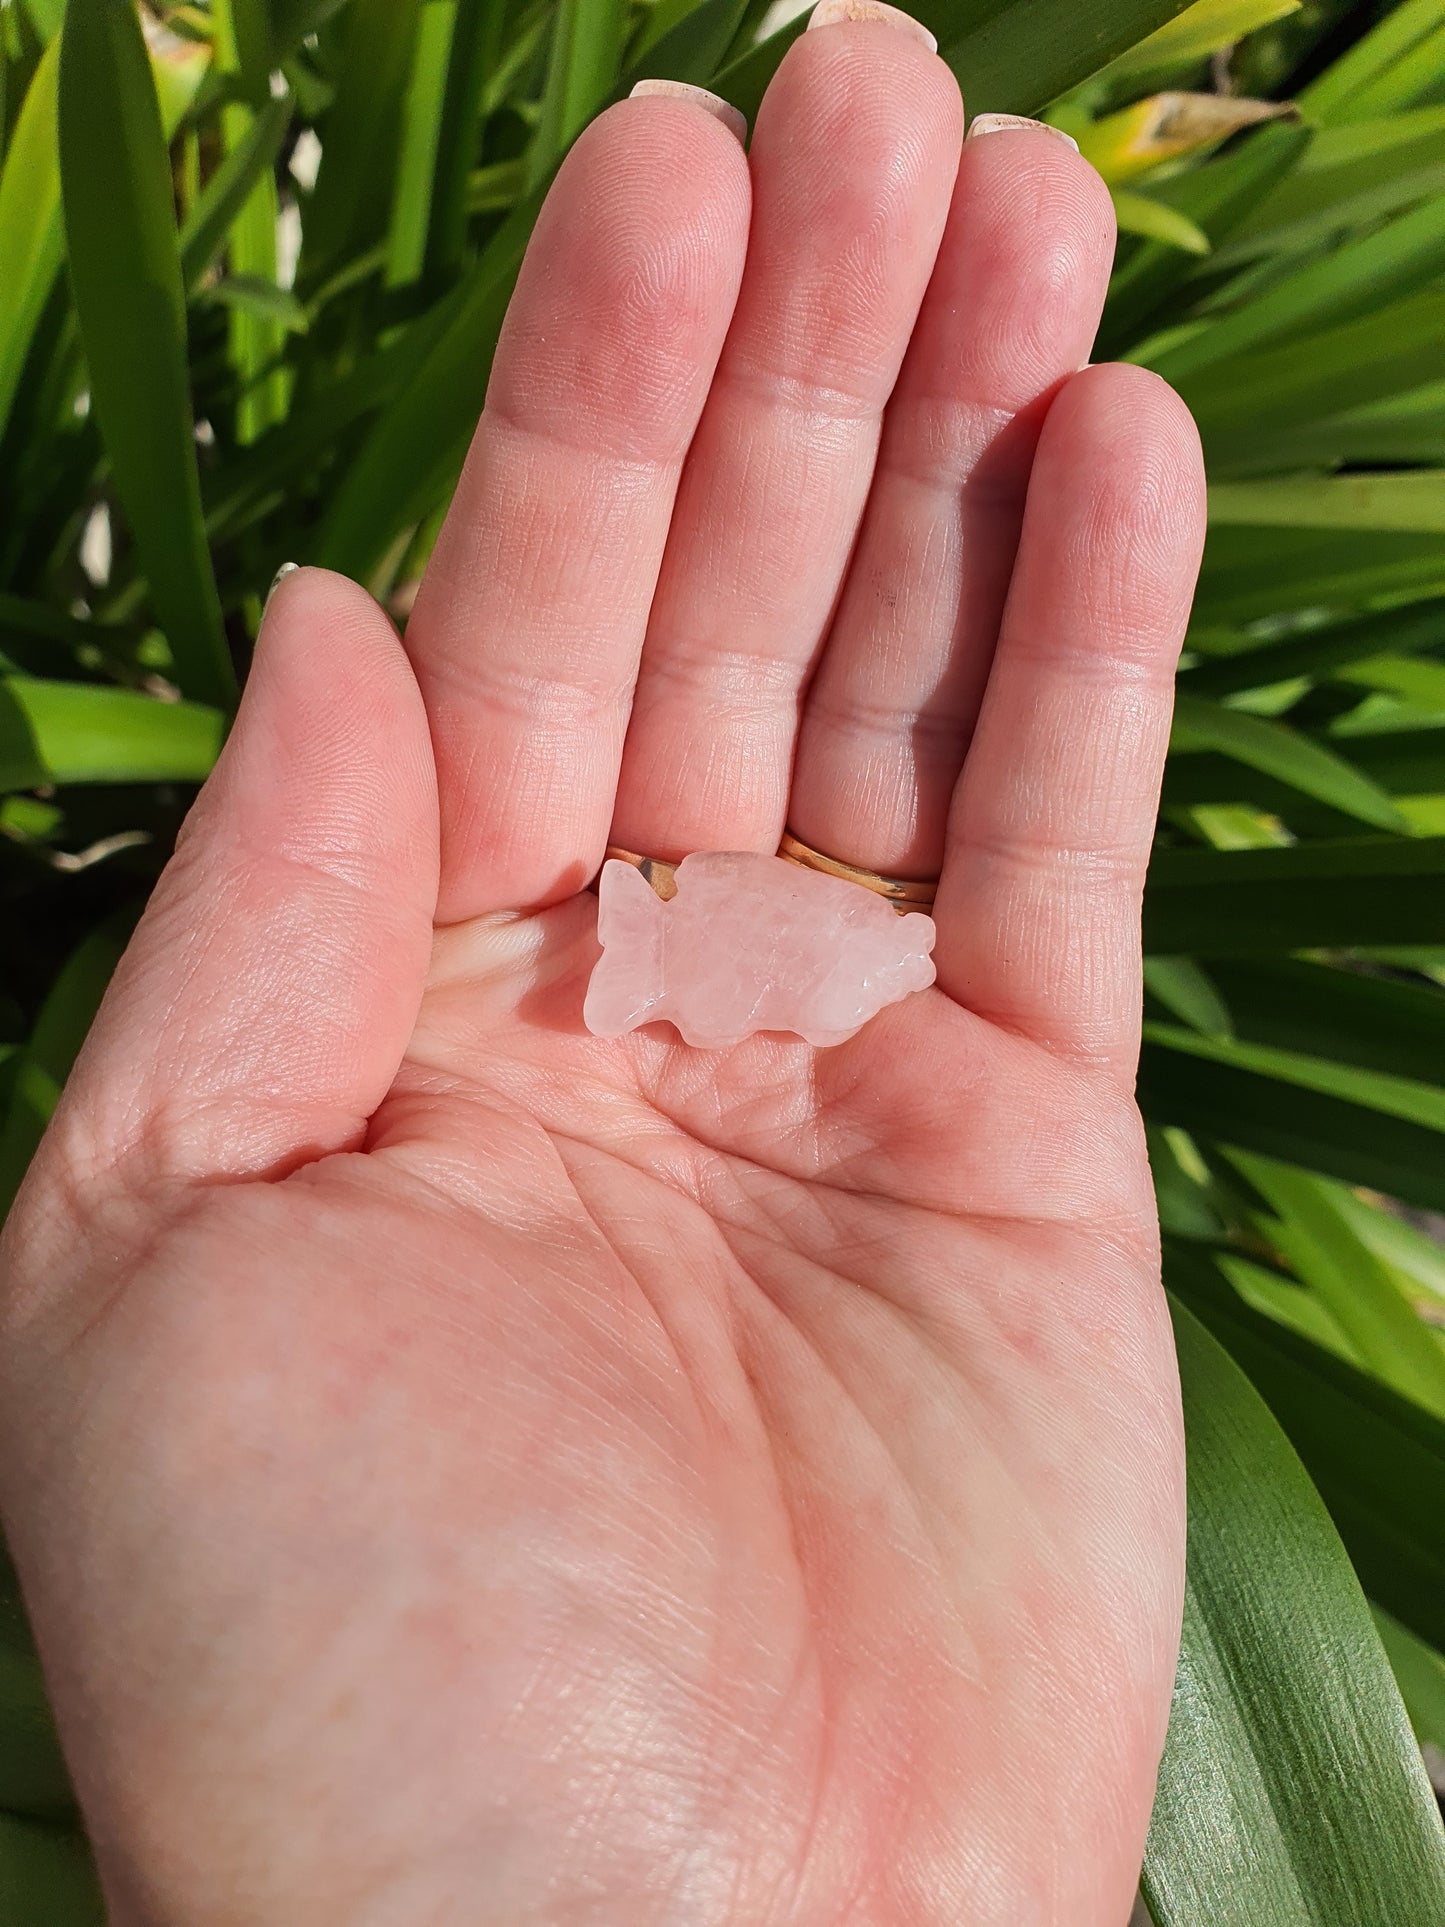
[{"x1": 0, "y1": 14, "x2": 1204, "y2": 1924}]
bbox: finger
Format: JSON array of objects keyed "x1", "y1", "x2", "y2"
[
  {"x1": 11, "y1": 569, "x2": 438, "y2": 1244},
  {"x1": 934, "y1": 365, "x2": 1206, "y2": 1079},
  {"x1": 788, "y1": 117, "x2": 1116, "y2": 879},
  {"x1": 609, "y1": 8, "x2": 963, "y2": 861},
  {"x1": 403, "y1": 91, "x2": 751, "y2": 921}
]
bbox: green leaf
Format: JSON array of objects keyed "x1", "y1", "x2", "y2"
[
  {"x1": 937, "y1": 0, "x2": 1198, "y2": 119},
  {"x1": 1144, "y1": 836, "x2": 1445, "y2": 955},
  {"x1": 301, "y1": 0, "x2": 424, "y2": 279},
  {"x1": 1209, "y1": 472, "x2": 1445, "y2": 536},
  {"x1": 1145, "y1": 956, "x2": 1235, "y2": 1036},
  {"x1": 215, "y1": 0, "x2": 274, "y2": 105},
  {"x1": 1170, "y1": 692, "x2": 1407, "y2": 830},
  {"x1": 1166, "y1": 1241, "x2": 1445, "y2": 1652},
  {"x1": 203, "y1": 275, "x2": 309, "y2": 334},
  {"x1": 1220, "y1": 108, "x2": 1445, "y2": 264},
  {"x1": 1098, "y1": 120, "x2": 1311, "y2": 357},
  {"x1": 270, "y1": 0, "x2": 355, "y2": 54},
  {"x1": 1183, "y1": 294, "x2": 1445, "y2": 458},
  {"x1": 1097, "y1": 0, "x2": 1301, "y2": 81},
  {"x1": 178, "y1": 90, "x2": 293, "y2": 293},
  {"x1": 313, "y1": 196, "x2": 537, "y2": 580},
  {"x1": 1208, "y1": 959, "x2": 1445, "y2": 1090},
  {"x1": 1194, "y1": 523, "x2": 1445, "y2": 626},
  {"x1": 19, "y1": 0, "x2": 64, "y2": 41},
  {"x1": 0, "y1": 36, "x2": 62, "y2": 444},
  {"x1": 210, "y1": 6, "x2": 291, "y2": 445},
  {"x1": 385, "y1": 0, "x2": 458, "y2": 289},
  {"x1": 715, "y1": 1, "x2": 1198, "y2": 125},
  {"x1": 1182, "y1": 598, "x2": 1445, "y2": 698},
  {"x1": 1148, "y1": 1016, "x2": 1445, "y2": 1134},
  {"x1": 1337, "y1": 652, "x2": 1445, "y2": 716},
  {"x1": 0, "y1": 1813, "x2": 102, "y2": 1925},
  {"x1": 527, "y1": 0, "x2": 626, "y2": 190},
  {"x1": 58, "y1": 0, "x2": 234, "y2": 707},
  {"x1": 0, "y1": 678, "x2": 225, "y2": 792},
  {"x1": 1142, "y1": 1297, "x2": 1445, "y2": 1926},
  {"x1": 0, "y1": 1605, "x2": 72, "y2": 1820},
  {"x1": 627, "y1": 0, "x2": 753, "y2": 84},
  {"x1": 1374, "y1": 1610, "x2": 1445, "y2": 1752},
  {"x1": 1335, "y1": 21, "x2": 1445, "y2": 124},
  {"x1": 423, "y1": 0, "x2": 507, "y2": 282},
  {"x1": 1113, "y1": 186, "x2": 1211, "y2": 253},
  {"x1": 0, "y1": 913, "x2": 133, "y2": 1222},
  {"x1": 1300, "y1": 0, "x2": 1445, "y2": 124},
  {"x1": 1142, "y1": 195, "x2": 1445, "y2": 387},
  {"x1": 202, "y1": 289, "x2": 460, "y2": 546},
  {"x1": 1338, "y1": 1191, "x2": 1445, "y2": 1317},
  {"x1": 1138, "y1": 1033, "x2": 1445, "y2": 1213},
  {"x1": 1228, "y1": 1152, "x2": 1445, "y2": 1419}
]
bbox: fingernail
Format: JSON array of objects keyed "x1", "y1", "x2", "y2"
[
  {"x1": 806, "y1": 2, "x2": 938, "y2": 55},
  {"x1": 265, "y1": 562, "x2": 300, "y2": 610},
  {"x1": 628, "y1": 79, "x2": 748, "y2": 146},
  {"x1": 966, "y1": 113, "x2": 1079, "y2": 152}
]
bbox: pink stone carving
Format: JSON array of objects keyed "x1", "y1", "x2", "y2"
[{"x1": 584, "y1": 852, "x2": 937, "y2": 1049}]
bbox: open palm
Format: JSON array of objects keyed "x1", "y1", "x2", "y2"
[{"x1": 0, "y1": 15, "x2": 1205, "y2": 1925}]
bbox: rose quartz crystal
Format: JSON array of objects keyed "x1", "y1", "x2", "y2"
[{"x1": 584, "y1": 852, "x2": 937, "y2": 1049}]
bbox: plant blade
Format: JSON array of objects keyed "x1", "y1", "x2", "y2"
[
  {"x1": 1142, "y1": 1298, "x2": 1445, "y2": 1925},
  {"x1": 58, "y1": 0, "x2": 234, "y2": 705}
]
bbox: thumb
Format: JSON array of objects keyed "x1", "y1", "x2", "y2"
[{"x1": 15, "y1": 567, "x2": 438, "y2": 1230}]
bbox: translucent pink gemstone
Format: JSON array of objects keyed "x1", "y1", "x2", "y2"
[{"x1": 584, "y1": 852, "x2": 937, "y2": 1049}]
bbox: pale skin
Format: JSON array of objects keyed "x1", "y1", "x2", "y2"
[{"x1": 0, "y1": 12, "x2": 1207, "y2": 1925}]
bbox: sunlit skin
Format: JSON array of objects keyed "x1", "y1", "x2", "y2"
[{"x1": 0, "y1": 18, "x2": 1205, "y2": 1926}]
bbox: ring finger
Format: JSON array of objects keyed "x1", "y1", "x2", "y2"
[
  {"x1": 786, "y1": 116, "x2": 1117, "y2": 879},
  {"x1": 609, "y1": 6, "x2": 963, "y2": 863}
]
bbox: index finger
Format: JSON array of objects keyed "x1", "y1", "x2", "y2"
[{"x1": 404, "y1": 90, "x2": 751, "y2": 922}]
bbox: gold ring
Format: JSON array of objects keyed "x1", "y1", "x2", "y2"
[
  {"x1": 602, "y1": 844, "x2": 679, "y2": 900},
  {"x1": 777, "y1": 830, "x2": 937, "y2": 908}
]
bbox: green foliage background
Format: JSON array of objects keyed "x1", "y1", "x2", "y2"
[{"x1": 1, "y1": 0, "x2": 1444, "y2": 1917}]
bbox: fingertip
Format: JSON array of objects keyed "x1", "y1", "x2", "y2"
[
  {"x1": 627, "y1": 78, "x2": 749, "y2": 149},
  {"x1": 1045, "y1": 362, "x2": 1207, "y2": 540},
  {"x1": 488, "y1": 91, "x2": 753, "y2": 462},
  {"x1": 236, "y1": 568, "x2": 436, "y2": 874},
  {"x1": 767, "y1": 4, "x2": 964, "y2": 171}
]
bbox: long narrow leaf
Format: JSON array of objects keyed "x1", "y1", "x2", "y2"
[
  {"x1": 1142, "y1": 1298, "x2": 1445, "y2": 1925},
  {"x1": 1144, "y1": 836, "x2": 1445, "y2": 955},
  {"x1": 301, "y1": 0, "x2": 424, "y2": 280},
  {"x1": 1182, "y1": 598, "x2": 1445, "y2": 698},
  {"x1": 1301, "y1": 0, "x2": 1445, "y2": 123},
  {"x1": 386, "y1": 0, "x2": 458, "y2": 289},
  {"x1": 1138, "y1": 1034, "x2": 1445, "y2": 1212},
  {"x1": 1166, "y1": 1240, "x2": 1445, "y2": 1655},
  {"x1": 424, "y1": 0, "x2": 507, "y2": 282},
  {"x1": 1209, "y1": 959, "x2": 1445, "y2": 1090},
  {"x1": 1144, "y1": 195, "x2": 1445, "y2": 387},
  {"x1": 0, "y1": 38, "x2": 62, "y2": 443},
  {"x1": 527, "y1": 0, "x2": 626, "y2": 190},
  {"x1": 58, "y1": 0, "x2": 234, "y2": 705},
  {"x1": 0, "y1": 678, "x2": 225, "y2": 792},
  {"x1": 1375, "y1": 1611, "x2": 1445, "y2": 1752},
  {"x1": 1170, "y1": 692, "x2": 1406, "y2": 830},
  {"x1": 0, "y1": 1814, "x2": 102, "y2": 1925},
  {"x1": 179, "y1": 92, "x2": 293, "y2": 293},
  {"x1": 313, "y1": 197, "x2": 536, "y2": 578},
  {"x1": 1228, "y1": 1152, "x2": 1445, "y2": 1419}
]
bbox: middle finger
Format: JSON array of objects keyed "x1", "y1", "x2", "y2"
[{"x1": 609, "y1": 7, "x2": 963, "y2": 862}]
